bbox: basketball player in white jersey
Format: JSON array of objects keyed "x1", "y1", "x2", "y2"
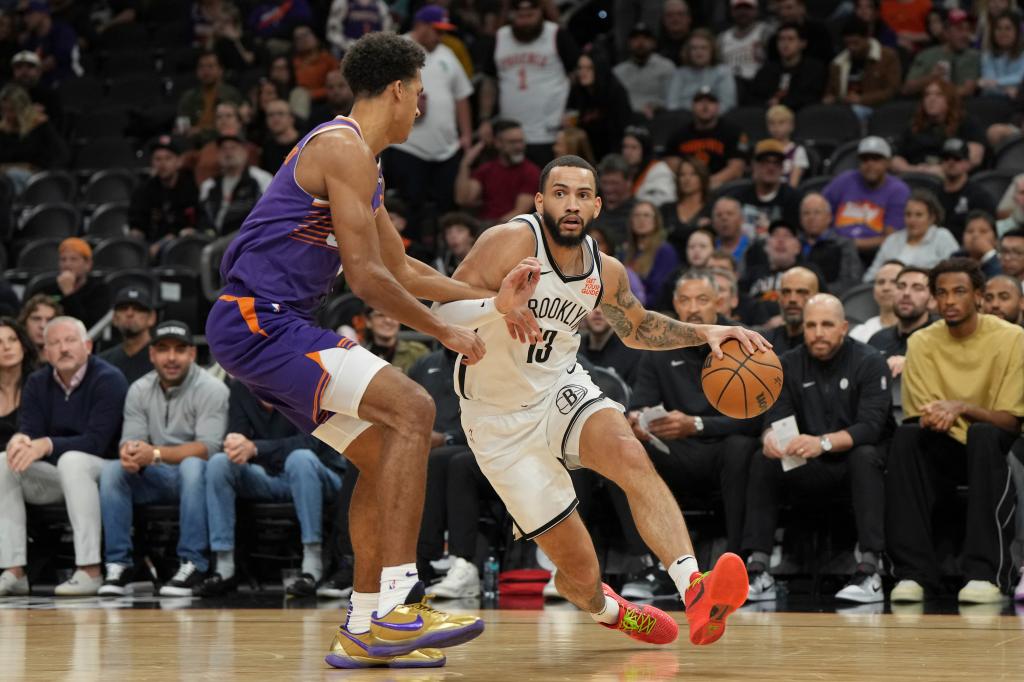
[{"x1": 434, "y1": 155, "x2": 769, "y2": 647}]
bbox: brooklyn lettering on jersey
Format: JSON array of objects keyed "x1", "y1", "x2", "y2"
[
  {"x1": 498, "y1": 53, "x2": 550, "y2": 69},
  {"x1": 527, "y1": 295, "x2": 589, "y2": 330}
]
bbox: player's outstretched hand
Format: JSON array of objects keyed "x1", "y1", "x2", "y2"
[
  {"x1": 441, "y1": 324, "x2": 486, "y2": 364},
  {"x1": 704, "y1": 325, "x2": 771, "y2": 359},
  {"x1": 496, "y1": 257, "x2": 542, "y2": 313}
]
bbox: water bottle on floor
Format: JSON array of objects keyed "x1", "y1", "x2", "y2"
[{"x1": 483, "y1": 555, "x2": 500, "y2": 601}]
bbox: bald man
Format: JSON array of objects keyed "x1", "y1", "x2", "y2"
[
  {"x1": 744, "y1": 294, "x2": 893, "y2": 604},
  {"x1": 763, "y1": 266, "x2": 820, "y2": 354},
  {"x1": 983, "y1": 274, "x2": 1024, "y2": 326},
  {"x1": 799, "y1": 193, "x2": 863, "y2": 295}
]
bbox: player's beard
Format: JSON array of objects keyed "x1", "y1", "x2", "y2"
[{"x1": 542, "y1": 209, "x2": 590, "y2": 248}]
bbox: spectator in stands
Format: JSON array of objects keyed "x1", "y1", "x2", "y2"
[
  {"x1": 711, "y1": 196, "x2": 752, "y2": 275},
  {"x1": 178, "y1": 51, "x2": 243, "y2": 144},
  {"x1": 710, "y1": 248, "x2": 758, "y2": 322},
  {"x1": 882, "y1": 0, "x2": 932, "y2": 53},
  {"x1": 17, "y1": 295, "x2": 60, "y2": 357},
  {"x1": 768, "y1": 0, "x2": 834, "y2": 63},
  {"x1": 657, "y1": 0, "x2": 693, "y2": 66},
  {"x1": 742, "y1": 219, "x2": 807, "y2": 301},
  {"x1": 935, "y1": 140, "x2": 997, "y2": 242},
  {"x1": 191, "y1": 102, "x2": 261, "y2": 185},
  {"x1": 979, "y1": 11, "x2": 1024, "y2": 98},
  {"x1": 800, "y1": 193, "x2": 864, "y2": 295},
  {"x1": 666, "y1": 30, "x2": 737, "y2": 112},
  {"x1": 868, "y1": 265, "x2": 935, "y2": 422},
  {"x1": 455, "y1": 119, "x2": 539, "y2": 224},
  {"x1": 580, "y1": 307, "x2": 641, "y2": 383},
  {"x1": 823, "y1": 136, "x2": 910, "y2": 254},
  {"x1": 259, "y1": 100, "x2": 300, "y2": 172},
  {"x1": 591, "y1": 154, "x2": 636, "y2": 248},
  {"x1": 478, "y1": 0, "x2": 578, "y2": 168},
  {"x1": 957, "y1": 211, "x2": 1002, "y2": 278},
  {"x1": 621, "y1": 126, "x2": 675, "y2": 207},
  {"x1": 18, "y1": 0, "x2": 78, "y2": 86},
  {"x1": 198, "y1": 133, "x2": 273, "y2": 236},
  {"x1": 665, "y1": 87, "x2": 747, "y2": 190},
  {"x1": 98, "y1": 287, "x2": 157, "y2": 385},
  {"x1": 983, "y1": 273, "x2": 1024, "y2": 324},
  {"x1": 730, "y1": 139, "x2": 803, "y2": 237},
  {"x1": 855, "y1": 0, "x2": 899, "y2": 49},
  {"x1": 712, "y1": 267, "x2": 741, "y2": 320},
  {"x1": 864, "y1": 190, "x2": 958, "y2": 282},
  {"x1": 750, "y1": 23, "x2": 827, "y2": 112},
  {"x1": 291, "y1": 25, "x2": 338, "y2": 103},
  {"x1": 0, "y1": 83, "x2": 68, "y2": 192},
  {"x1": 851, "y1": 259, "x2": 903, "y2": 342},
  {"x1": 997, "y1": 179, "x2": 1024, "y2": 234},
  {"x1": 591, "y1": 225, "x2": 647, "y2": 303},
  {"x1": 976, "y1": 0, "x2": 1018, "y2": 51},
  {"x1": 887, "y1": 258, "x2": 1024, "y2": 604},
  {"x1": 0, "y1": 12, "x2": 17, "y2": 83},
  {"x1": 55, "y1": 238, "x2": 109, "y2": 331},
  {"x1": 438, "y1": 211, "x2": 478, "y2": 276},
  {"x1": 265, "y1": 55, "x2": 312, "y2": 123},
  {"x1": 566, "y1": 53, "x2": 632, "y2": 162},
  {"x1": 209, "y1": 3, "x2": 263, "y2": 76},
  {"x1": 824, "y1": 16, "x2": 903, "y2": 117},
  {"x1": 552, "y1": 126, "x2": 596, "y2": 164},
  {"x1": 893, "y1": 79, "x2": 985, "y2": 176},
  {"x1": 325, "y1": 0, "x2": 394, "y2": 56},
  {"x1": 765, "y1": 106, "x2": 811, "y2": 190},
  {"x1": 765, "y1": 266, "x2": 819, "y2": 353},
  {"x1": 614, "y1": 23, "x2": 676, "y2": 118},
  {"x1": 1000, "y1": 231, "x2": 1024, "y2": 280},
  {"x1": 192, "y1": 0, "x2": 231, "y2": 46},
  {"x1": 308, "y1": 69, "x2": 352, "y2": 124},
  {"x1": 247, "y1": 0, "x2": 313, "y2": 41},
  {"x1": 10, "y1": 50, "x2": 61, "y2": 130},
  {"x1": 745, "y1": 294, "x2": 892, "y2": 604},
  {"x1": 362, "y1": 307, "x2": 429, "y2": 375},
  {"x1": 385, "y1": 7, "x2": 473, "y2": 234},
  {"x1": 202, "y1": 380, "x2": 340, "y2": 596},
  {"x1": 623, "y1": 270, "x2": 759, "y2": 596},
  {"x1": 0, "y1": 319, "x2": 35, "y2": 449},
  {"x1": 903, "y1": 9, "x2": 980, "y2": 97},
  {"x1": 623, "y1": 201, "x2": 680, "y2": 303},
  {"x1": 653, "y1": 226, "x2": 716, "y2": 311},
  {"x1": 0, "y1": 316, "x2": 127, "y2": 597},
  {"x1": 100, "y1": 321, "x2": 229, "y2": 597},
  {"x1": 716, "y1": 0, "x2": 769, "y2": 96},
  {"x1": 130, "y1": 135, "x2": 199, "y2": 256},
  {"x1": 660, "y1": 156, "x2": 709, "y2": 242}
]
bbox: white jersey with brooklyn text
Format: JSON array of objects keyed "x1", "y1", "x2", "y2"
[{"x1": 454, "y1": 213, "x2": 603, "y2": 410}]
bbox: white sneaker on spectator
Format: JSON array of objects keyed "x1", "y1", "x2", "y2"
[
  {"x1": 1015, "y1": 569, "x2": 1024, "y2": 602},
  {"x1": 890, "y1": 579, "x2": 924, "y2": 602},
  {"x1": 958, "y1": 580, "x2": 1004, "y2": 604},
  {"x1": 99, "y1": 563, "x2": 154, "y2": 596},
  {"x1": 0, "y1": 569, "x2": 29, "y2": 596},
  {"x1": 55, "y1": 569, "x2": 103, "y2": 596},
  {"x1": 543, "y1": 570, "x2": 562, "y2": 599},
  {"x1": 746, "y1": 569, "x2": 777, "y2": 602},
  {"x1": 430, "y1": 557, "x2": 480, "y2": 599},
  {"x1": 835, "y1": 570, "x2": 883, "y2": 603},
  {"x1": 159, "y1": 561, "x2": 204, "y2": 597}
]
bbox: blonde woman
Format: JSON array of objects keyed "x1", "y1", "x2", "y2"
[
  {"x1": 551, "y1": 126, "x2": 595, "y2": 164},
  {"x1": 622, "y1": 200, "x2": 681, "y2": 302},
  {"x1": 0, "y1": 84, "x2": 68, "y2": 193}
]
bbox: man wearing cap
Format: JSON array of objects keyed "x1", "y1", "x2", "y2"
[
  {"x1": 613, "y1": 23, "x2": 676, "y2": 117},
  {"x1": 18, "y1": 1, "x2": 80, "y2": 86},
  {"x1": 0, "y1": 316, "x2": 128, "y2": 597},
  {"x1": 664, "y1": 87, "x2": 746, "y2": 190},
  {"x1": 98, "y1": 287, "x2": 158, "y2": 384},
  {"x1": 99, "y1": 321, "x2": 230, "y2": 597},
  {"x1": 384, "y1": 5, "x2": 474, "y2": 235},
  {"x1": 198, "y1": 132, "x2": 272, "y2": 236},
  {"x1": 55, "y1": 238, "x2": 110, "y2": 330},
  {"x1": 903, "y1": 8, "x2": 980, "y2": 97},
  {"x1": 728, "y1": 139, "x2": 802, "y2": 236},
  {"x1": 936, "y1": 139, "x2": 996, "y2": 242},
  {"x1": 822, "y1": 136, "x2": 911, "y2": 254},
  {"x1": 741, "y1": 220, "x2": 823, "y2": 305},
  {"x1": 10, "y1": 50, "x2": 62, "y2": 129},
  {"x1": 129, "y1": 135, "x2": 199, "y2": 253},
  {"x1": 717, "y1": 0, "x2": 770, "y2": 90}
]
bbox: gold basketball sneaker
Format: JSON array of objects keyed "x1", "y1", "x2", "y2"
[
  {"x1": 366, "y1": 582, "x2": 485, "y2": 657},
  {"x1": 324, "y1": 626, "x2": 446, "y2": 669}
]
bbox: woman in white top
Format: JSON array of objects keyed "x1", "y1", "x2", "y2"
[
  {"x1": 621, "y1": 126, "x2": 676, "y2": 206},
  {"x1": 863, "y1": 190, "x2": 960, "y2": 282},
  {"x1": 980, "y1": 11, "x2": 1024, "y2": 98},
  {"x1": 665, "y1": 29, "x2": 737, "y2": 112}
]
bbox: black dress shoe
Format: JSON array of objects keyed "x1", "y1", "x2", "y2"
[
  {"x1": 286, "y1": 573, "x2": 317, "y2": 597},
  {"x1": 199, "y1": 572, "x2": 238, "y2": 598}
]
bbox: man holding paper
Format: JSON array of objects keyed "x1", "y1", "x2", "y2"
[{"x1": 743, "y1": 294, "x2": 893, "y2": 604}]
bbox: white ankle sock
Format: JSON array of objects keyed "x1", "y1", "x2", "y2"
[
  {"x1": 667, "y1": 554, "x2": 699, "y2": 595},
  {"x1": 302, "y1": 543, "x2": 322, "y2": 582},
  {"x1": 590, "y1": 594, "x2": 620, "y2": 625},
  {"x1": 216, "y1": 551, "x2": 234, "y2": 580},
  {"x1": 346, "y1": 591, "x2": 378, "y2": 634},
  {"x1": 378, "y1": 563, "x2": 418, "y2": 616}
]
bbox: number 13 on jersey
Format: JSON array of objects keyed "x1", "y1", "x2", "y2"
[{"x1": 526, "y1": 330, "x2": 557, "y2": 364}]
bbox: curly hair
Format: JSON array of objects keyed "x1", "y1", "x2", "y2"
[
  {"x1": 342, "y1": 32, "x2": 426, "y2": 98},
  {"x1": 928, "y1": 257, "x2": 985, "y2": 295},
  {"x1": 912, "y1": 78, "x2": 963, "y2": 138}
]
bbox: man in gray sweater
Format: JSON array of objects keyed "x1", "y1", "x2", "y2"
[{"x1": 99, "y1": 321, "x2": 229, "y2": 597}]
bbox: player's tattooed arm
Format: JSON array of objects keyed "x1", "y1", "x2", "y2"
[{"x1": 600, "y1": 258, "x2": 704, "y2": 350}]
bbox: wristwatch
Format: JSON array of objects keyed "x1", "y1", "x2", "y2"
[
  {"x1": 694, "y1": 416, "x2": 704, "y2": 434},
  {"x1": 819, "y1": 436, "x2": 833, "y2": 453},
  {"x1": 152, "y1": 448, "x2": 162, "y2": 465}
]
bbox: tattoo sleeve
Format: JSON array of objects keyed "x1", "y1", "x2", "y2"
[{"x1": 600, "y1": 271, "x2": 704, "y2": 349}]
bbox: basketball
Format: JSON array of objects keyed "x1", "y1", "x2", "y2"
[{"x1": 701, "y1": 338, "x2": 784, "y2": 419}]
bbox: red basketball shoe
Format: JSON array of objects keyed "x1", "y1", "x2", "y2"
[
  {"x1": 599, "y1": 583, "x2": 679, "y2": 645},
  {"x1": 683, "y1": 552, "x2": 748, "y2": 645}
]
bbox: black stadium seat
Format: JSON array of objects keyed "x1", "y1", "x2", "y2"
[
  {"x1": 15, "y1": 239, "x2": 61, "y2": 271},
  {"x1": 161, "y1": 234, "x2": 213, "y2": 269},
  {"x1": 74, "y1": 137, "x2": 141, "y2": 171},
  {"x1": 840, "y1": 283, "x2": 878, "y2": 323},
  {"x1": 995, "y1": 136, "x2": 1024, "y2": 173},
  {"x1": 967, "y1": 169, "x2": 1017, "y2": 204},
  {"x1": 17, "y1": 202, "x2": 80, "y2": 243},
  {"x1": 23, "y1": 271, "x2": 59, "y2": 300},
  {"x1": 647, "y1": 108, "x2": 691, "y2": 155},
  {"x1": 826, "y1": 140, "x2": 861, "y2": 175},
  {"x1": 82, "y1": 169, "x2": 138, "y2": 207},
  {"x1": 318, "y1": 293, "x2": 365, "y2": 333},
  {"x1": 57, "y1": 75, "x2": 103, "y2": 111},
  {"x1": 20, "y1": 170, "x2": 77, "y2": 206},
  {"x1": 798, "y1": 175, "x2": 832, "y2": 195},
  {"x1": 899, "y1": 171, "x2": 942, "y2": 195},
  {"x1": 103, "y1": 268, "x2": 159, "y2": 300},
  {"x1": 723, "y1": 106, "x2": 768, "y2": 143},
  {"x1": 71, "y1": 109, "x2": 130, "y2": 142},
  {"x1": 965, "y1": 96, "x2": 1015, "y2": 132},
  {"x1": 92, "y1": 237, "x2": 148, "y2": 270},
  {"x1": 85, "y1": 202, "x2": 131, "y2": 240},
  {"x1": 154, "y1": 266, "x2": 207, "y2": 331},
  {"x1": 796, "y1": 104, "x2": 863, "y2": 144},
  {"x1": 103, "y1": 76, "x2": 167, "y2": 109},
  {"x1": 866, "y1": 100, "x2": 918, "y2": 140}
]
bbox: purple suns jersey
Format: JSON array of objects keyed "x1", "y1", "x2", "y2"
[{"x1": 219, "y1": 115, "x2": 384, "y2": 315}]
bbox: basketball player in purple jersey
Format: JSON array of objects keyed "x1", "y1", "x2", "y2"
[{"x1": 206, "y1": 33, "x2": 541, "y2": 670}]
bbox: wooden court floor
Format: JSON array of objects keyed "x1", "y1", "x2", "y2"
[{"x1": 3, "y1": 605, "x2": 1024, "y2": 681}]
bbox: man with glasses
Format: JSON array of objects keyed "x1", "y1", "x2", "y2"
[{"x1": 998, "y1": 229, "x2": 1024, "y2": 279}]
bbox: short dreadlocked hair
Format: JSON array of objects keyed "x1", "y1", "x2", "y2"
[{"x1": 342, "y1": 32, "x2": 426, "y2": 98}]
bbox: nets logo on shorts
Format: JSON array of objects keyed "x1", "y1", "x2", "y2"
[{"x1": 556, "y1": 384, "x2": 587, "y2": 414}]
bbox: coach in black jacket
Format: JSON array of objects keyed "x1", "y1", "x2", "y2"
[{"x1": 743, "y1": 294, "x2": 893, "y2": 604}]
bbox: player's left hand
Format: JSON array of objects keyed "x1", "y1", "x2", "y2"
[{"x1": 703, "y1": 325, "x2": 771, "y2": 359}]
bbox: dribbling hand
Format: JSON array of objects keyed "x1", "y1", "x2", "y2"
[
  {"x1": 441, "y1": 325, "x2": 486, "y2": 364},
  {"x1": 704, "y1": 325, "x2": 771, "y2": 359}
]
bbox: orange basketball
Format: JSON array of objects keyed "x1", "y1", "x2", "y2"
[{"x1": 701, "y1": 338, "x2": 784, "y2": 419}]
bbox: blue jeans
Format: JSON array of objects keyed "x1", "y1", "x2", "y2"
[
  {"x1": 100, "y1": 458, "x2": 210, "y2": 572},
  {"x1": 206, "y1": 449, "x2": 342, "y2": 551}
]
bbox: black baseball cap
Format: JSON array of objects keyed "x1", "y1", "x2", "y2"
[
  {"x1": 768, "y1": 219, "x2": 799, "y2": 237},
  {"x1": 113, "y1": 286, "x2": 156, "y2": 311},
  {"x1": 151, "y1": 320, "x2": 193, "y2": 346},
  {"x1": 693, "y1": 86, "x2": 719, "y2": 103},
  {"x1": 149, "y1": 134, "x2": 184, "y2": 155},
  {"x1": 217, "y1": 131, "x2": 247, "y2": 146},
  {"x1": 629, "y1": 22, "x2": 656, "y2": 39},
  {"x1": 941, "y1": 138, "x2": 969, "y2": 160}
]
